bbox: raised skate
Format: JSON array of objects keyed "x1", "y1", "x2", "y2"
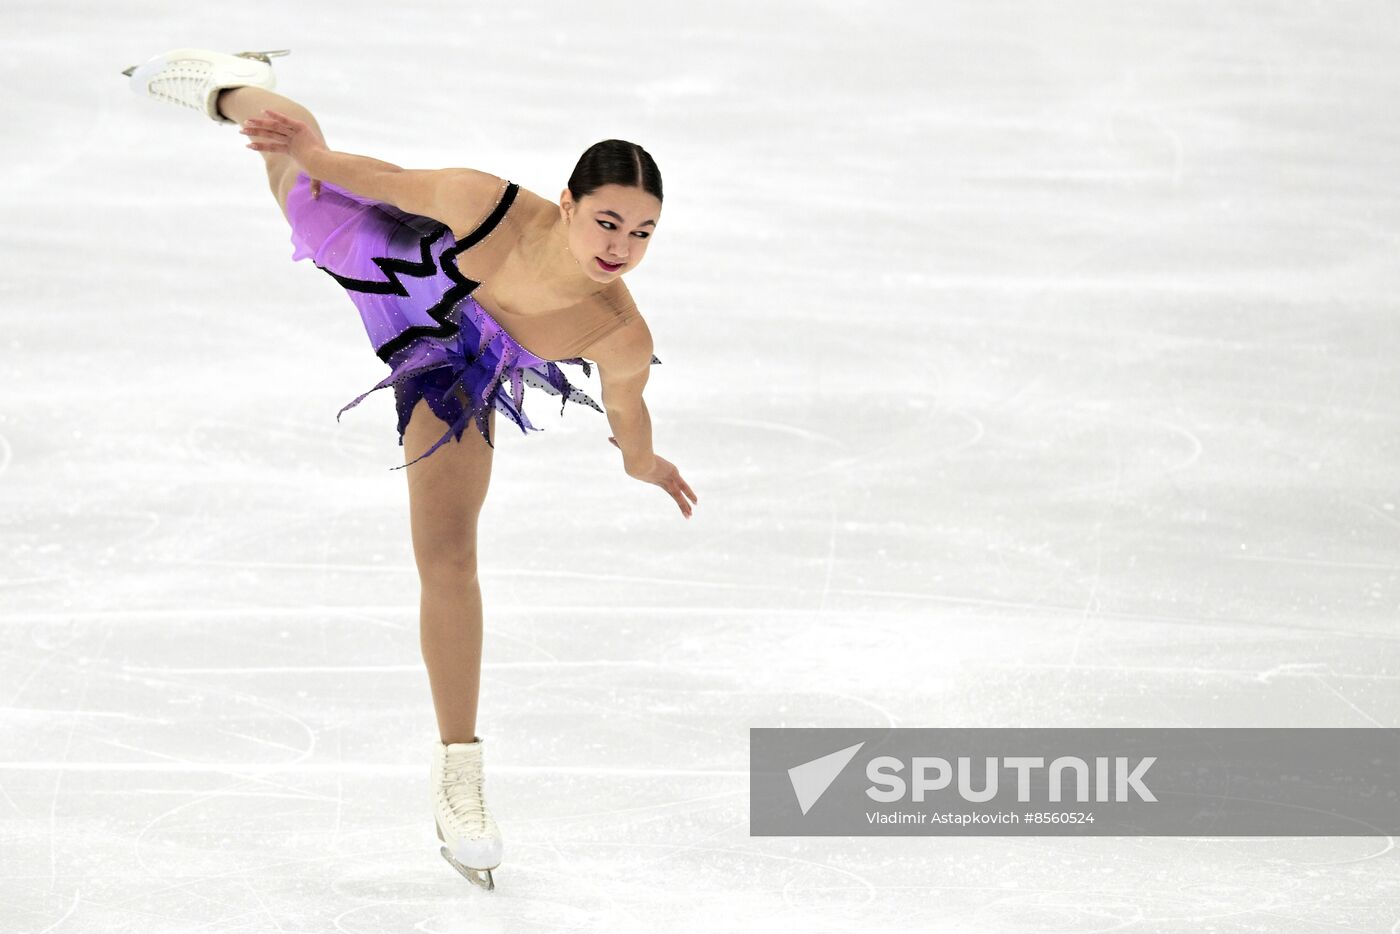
[
  {"x1": 121, "y1": 48, "x2": 290, "y2": 124},
  {"x1": 431, "y1": 738, "x2": 503, "y2": 890}
]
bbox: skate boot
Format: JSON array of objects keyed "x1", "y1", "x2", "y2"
[
  {"x1": 431, "y1": 737, "x2": 503, "y2": 890},
  {"x1": 122, "y1": 48, "x2": 290, "y2": 125}
]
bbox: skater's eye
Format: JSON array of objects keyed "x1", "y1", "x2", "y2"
[{"x1": 597, "y1": 220, "x2": 651, "y2": 239}]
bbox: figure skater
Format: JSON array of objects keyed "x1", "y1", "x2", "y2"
[{"x1": 122, "y1": 47, "x2": 698, "y2": 890}]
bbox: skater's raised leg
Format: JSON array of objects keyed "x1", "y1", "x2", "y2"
[
  {"x1": 217, "y1": 86, "x2": 327, "y2": 222},
  {"x1": 124, "y1": 48, "x2": 321, "y2": 222}
]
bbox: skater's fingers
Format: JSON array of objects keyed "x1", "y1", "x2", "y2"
[
  {"x1": 241, "y1": 121, "x2": 285, "y2": 141},
  {"x1": 263, "y1": 109, "x2": 303, "y2": 129}
]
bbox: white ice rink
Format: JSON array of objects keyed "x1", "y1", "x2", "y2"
[{"x1": 3, "y1": 0, "x2": 1398, "y2": 931}]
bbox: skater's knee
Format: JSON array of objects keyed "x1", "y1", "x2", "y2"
[{"x1": 416, "y1": 549, "x2": 481, "y2": 590}]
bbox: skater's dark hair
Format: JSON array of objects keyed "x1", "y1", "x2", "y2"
[{"x1": 568, "y1": 139, "x2": 663, "y2": 204}]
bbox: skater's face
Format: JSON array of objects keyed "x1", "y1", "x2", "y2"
[{"x1": 561, "y1": 184, "x2": 661, "y2": 282}]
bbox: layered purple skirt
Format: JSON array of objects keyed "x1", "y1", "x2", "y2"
[{"x1": 285, "y1": 171, "x2": 605, "y2": 469}]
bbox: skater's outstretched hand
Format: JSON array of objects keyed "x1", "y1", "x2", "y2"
[
  {"x1": 608, "y1": 438, "x2": 697, "y2": 520},
  {"x1": 240, "y1": 108, "x2": 328, "y2": 198}
]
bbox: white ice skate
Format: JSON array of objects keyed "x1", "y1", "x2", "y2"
[
  {"x1": 121, "y1": 48, "x2": 290, "y2": 125},
  {"x1": 431, "y1": 737, "x2": 503, "y2": 890}
]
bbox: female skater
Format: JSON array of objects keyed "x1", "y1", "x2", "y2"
[{"x1": 122, "y1": 48, "x2": 698, "y2": 890}]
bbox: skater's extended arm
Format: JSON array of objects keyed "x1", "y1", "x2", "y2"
[
  {"x1": 593, "y1": 323, "x2": 698, "y2": 520},
  {"x1": 607, "y1": 397, "x2": 655, "y2": 476},
  {"x1": 241, "y1": 109, "x2": 499, "y2": 228},
  {"x1": 243, "y1": 109, "x2": 397, "y2": 201},
  {"x1": 594, "y1": 321, "x2": 656, "y2": 474},
  {"x1": 301, "y1": 148, "x2": 404, "y2": 200},
  {"x1": 304, "y1": 149, "x2": 503, "y2": 228},
  {"x1": 605, "y1": 398, "x2": 696, "y2": 520}
]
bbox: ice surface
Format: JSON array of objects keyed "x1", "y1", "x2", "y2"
[{"x1": 1, "y1": 0, "x2": 1397, "y2": 931}]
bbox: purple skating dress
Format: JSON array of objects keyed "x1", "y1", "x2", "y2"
[{"x1": 284, "y1": 170, "x2": 658, "y2": 469}]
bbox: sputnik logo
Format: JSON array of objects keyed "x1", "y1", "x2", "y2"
[{"x1": 788, "y1": 742, "x2": 865, "y2": 815}]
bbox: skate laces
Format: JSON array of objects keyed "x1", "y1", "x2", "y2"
[
  {"x1": 440, "y1": 750, "x2": 494, "y2": 835},
  {"x1": 150, "y1": 61, "x2": 211, "y2": 111}
]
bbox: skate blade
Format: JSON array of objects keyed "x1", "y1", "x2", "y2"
[
  {"x1": 121, "y1": 48, "x2": 288, "y2": 77},
  {"x1": 440, "y1": 846, "x2": 495, "y2": 890},
  {"x1": 235, "y1": 49, "x2": 291, "y2": 64}
]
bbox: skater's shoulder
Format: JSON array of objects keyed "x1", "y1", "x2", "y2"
[
  {"x1": 583, "y1": 305, "x2": 653, "y2": 373},
  {"x1": 446, "y1": 177, "x2": 568, "y2": 246},
  {"x1": 590, "y1": 317, "x2": 655, "y2": 413},
  {"x1": 381, "y1": 167, "x2": 514, "y2": 239}
]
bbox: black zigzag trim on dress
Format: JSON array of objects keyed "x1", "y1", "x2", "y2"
[{"x1": 314, "y1": 182, "x2": 521, "y2": 364}]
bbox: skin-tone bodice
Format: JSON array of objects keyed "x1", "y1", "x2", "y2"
[{"x1": 446, "y1": 181, "x2": 644, "y2": 363}]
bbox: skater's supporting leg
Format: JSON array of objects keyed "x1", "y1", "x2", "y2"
[
  {"x1": 403, "y1": 396, "x2": 496, "y2": 745},
  {"x1": 216, "y1": 86, "x2": 327, "y2": 220}
]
